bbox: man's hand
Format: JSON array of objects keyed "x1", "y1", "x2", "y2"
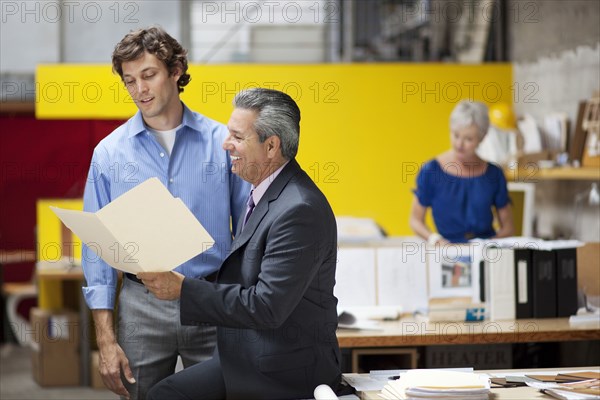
[
  {"x1": 98, "y1": 341, "x2": 135, "y2": 398},
  {"x1": 137, "y1": 271, "x2": 184, "y2": 300},
  {"x1": 92, "y1": 309, "x2": 135, "y2": 399}
]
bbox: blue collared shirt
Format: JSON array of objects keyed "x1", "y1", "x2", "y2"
[{"x1": 81, "y1": 103, "x2": 250, "y2": 309}]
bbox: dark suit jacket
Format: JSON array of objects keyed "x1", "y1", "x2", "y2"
[{"x1": 180, "y1": 159, "x2": 341, "y2": 399}]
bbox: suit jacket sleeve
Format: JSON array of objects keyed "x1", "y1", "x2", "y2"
[{"x1": 180, "y1": 199, "x2": 332, "y2": 329}]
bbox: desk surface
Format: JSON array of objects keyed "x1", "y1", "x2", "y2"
[
  {"x1": 336, "y1": 317, "x2": 600, "y2": 348},
  {"x1": 36, "y1": 258, "x2": 84, "y2": 281},
  {"x1": 36, "y1": 267, "x2": 84, "y2": 281},
  {"x1": 354, "y1": 366, "x2": 600, "y2": 400}
]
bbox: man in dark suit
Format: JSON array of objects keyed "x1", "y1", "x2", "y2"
[{"x1": 139, "y1": 88, "x2": 341, "y2": 399}]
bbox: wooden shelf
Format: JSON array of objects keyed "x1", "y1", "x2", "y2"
[
  {"x1": 505, "y1": 166, "x2": 600, "y2": 182},
  {"x1": 0, "y1": 101, "x2": 35, "y2": 114}
]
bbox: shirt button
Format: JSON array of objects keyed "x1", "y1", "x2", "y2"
[
  {"x1": 160, "y1": 152, "x2": 165, "y2": 158},
  {"x1": 169, "y1": 178, "x2": 174, "y2": 183}
]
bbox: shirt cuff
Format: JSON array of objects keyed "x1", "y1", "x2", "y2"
[
  {"x1": 82, "y1": 285, "x2": 117, "y2": 309},
  {"x1": 427, "y1": 233, "x2": 443, "y2": 247}
]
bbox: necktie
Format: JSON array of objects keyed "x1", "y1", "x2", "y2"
[{"x1": 243, "y1": 190, "x2": 255, "y2": 229}]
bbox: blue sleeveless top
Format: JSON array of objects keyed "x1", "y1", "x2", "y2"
[{"x1": 414, "y1": 160, "x2": 510, "y2": 243}]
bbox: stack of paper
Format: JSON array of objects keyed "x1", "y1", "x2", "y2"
[
  {"x1": 379, "y1": 370, "x2": 490, "y2": 400},
  {"x1": 50, "y1": 178, "x2": 214, "y2": 274},
  {"x1": 337, "y1": 306, "x2": 401, "y2": 331}
]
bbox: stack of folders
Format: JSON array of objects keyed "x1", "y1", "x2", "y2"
[
  {"x1": 526, "y1": 374, "x2": 600, "y2": 400},
  {"x1": 379, "y1": 370, "x2": 490, "y2": 400}
]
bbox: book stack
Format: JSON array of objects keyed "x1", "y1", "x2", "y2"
[
  {"x1": 424, "y1": 297, "x2": 486, "y2": 322},
  {"x1": 379, "y1": 370, "x2": 490, "y2": 400}
]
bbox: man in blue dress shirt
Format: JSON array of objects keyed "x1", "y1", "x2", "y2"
[{"x1": 81, "y1": 26, "x2": 249, "y2": 399}]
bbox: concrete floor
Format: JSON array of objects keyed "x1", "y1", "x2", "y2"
[{"x1": 0, "y1": 344, "x2": 118, "y2": 400}]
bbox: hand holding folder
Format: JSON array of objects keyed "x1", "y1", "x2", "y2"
[{"x1": 51, "y1": 178, "x2": 215, "y2": 274}]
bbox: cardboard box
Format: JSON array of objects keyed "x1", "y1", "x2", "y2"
[
  {"x1": 30, "y1": 308, "x2": 80, "y2": 386},
  {"x1": 577, "y1": 243, "x2": 600, "y2": 297},
  {"x1": 90, "y1": 350, "x2": 106, "y2": 389}
]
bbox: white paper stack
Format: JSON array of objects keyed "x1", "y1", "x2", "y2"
[{"x1": 379, "y1": 370, "x2": 490, "y2": 400}]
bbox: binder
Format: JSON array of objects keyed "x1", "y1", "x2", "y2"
[
  {"x1": 514, "y1": 249, "x2": 533, "y2": 319},
  {"x1": 483, "y1": 248, "x2": 515, "y2": 321},
  {"x1": 555, "y1": 248, "x2": 578, "y2": 317},
  {"x1": 531, "y1": 250, "x2": 557, "y2": 318}
]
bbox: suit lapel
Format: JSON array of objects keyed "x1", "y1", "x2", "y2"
[{"x1": 228, "y1": 160, "x2": 301, "y2": 256}]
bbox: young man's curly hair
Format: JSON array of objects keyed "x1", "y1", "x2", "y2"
[{"x1": 112, "y1": 26, "x2": 190, "y2": 93}]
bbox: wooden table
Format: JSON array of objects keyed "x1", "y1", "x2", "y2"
[
  {"x1": 337, "y1": 317, "x2": 600, "y2": 348},
  {"x1": 337, "y1": 317, "x2": 600, "y2": 372}
]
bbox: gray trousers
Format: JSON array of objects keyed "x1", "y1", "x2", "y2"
[{"x1": 117, "y1": 277, "x2": 216, "y2": 400}]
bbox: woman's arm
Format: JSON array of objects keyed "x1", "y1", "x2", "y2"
[
  {"x1": 493, "y1": 204, "x2": 514, "y2": 238},
  {"x1": 409, "y1": 196, "x2": 446, "y2": 244}
]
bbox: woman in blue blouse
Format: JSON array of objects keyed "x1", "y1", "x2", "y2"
[{"x1": 409, "y1": 100, "x2": 514, "y2": 244}]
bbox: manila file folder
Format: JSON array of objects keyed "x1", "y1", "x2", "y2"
[{"x1": 50, "y1": 177, "x2": 215, "y2": 274}]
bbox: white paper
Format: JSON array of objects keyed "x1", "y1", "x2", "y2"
[
  {"x1": 377, "y1": 246, "x2": 427, "y2": 312},
  {"x1": 339, "y1": 306, "x2": 402, "y2": 321},
  {"x1": 51, "y1": 177, "x2": 215, "y2": 274},
  {"x1": 336, "y1": 307, "x2": 390, "y2": 331},
  {"x1": 334, "y1": 247, "x2": 377, "y2": 307},
  {"x1": 543, "y1": 113, "x2": 569, "y2": 152},
  {"x1": 342, "y1": 373, "x2": 388, "y2": 392},
  {"x1": 518, "y1": 114, "x2": 543, "y2": 154},
  {"x1": 380, "y1": 370, "x2": 490, "y2": 400}
]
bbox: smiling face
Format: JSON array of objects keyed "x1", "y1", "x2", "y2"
[
  {"x1": 450, "y1": 123, "x2": 482, "y2": 162},
  {"x1": 223, "y1": 108, "x2": 282, "y2": 186},
  {"x1": 122, "y1": 51, "x2": 182, "y2": 129}
]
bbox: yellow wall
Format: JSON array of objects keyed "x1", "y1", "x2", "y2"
[
  {"x1": 36, "y1": 64, "x2": 512, "y2": 235},
  {"x1": 36, "y1": 199, "x2": 83, "y2": 309}
]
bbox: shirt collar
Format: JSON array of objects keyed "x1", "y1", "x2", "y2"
[
  {"x1": 127, "y1": 102, "x2": 201, "y2": 138},
  {"x1": 250, "y1": 160, "x2": 290, "y2": 206}
]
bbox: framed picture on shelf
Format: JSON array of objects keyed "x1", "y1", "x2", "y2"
[{"x1": 426, "y1": 245, "x2": 480, "y2": 301}]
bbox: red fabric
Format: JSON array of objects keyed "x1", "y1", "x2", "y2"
[{"x1": 0, "y1": 114, "x2": 123, "y2": 281}]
